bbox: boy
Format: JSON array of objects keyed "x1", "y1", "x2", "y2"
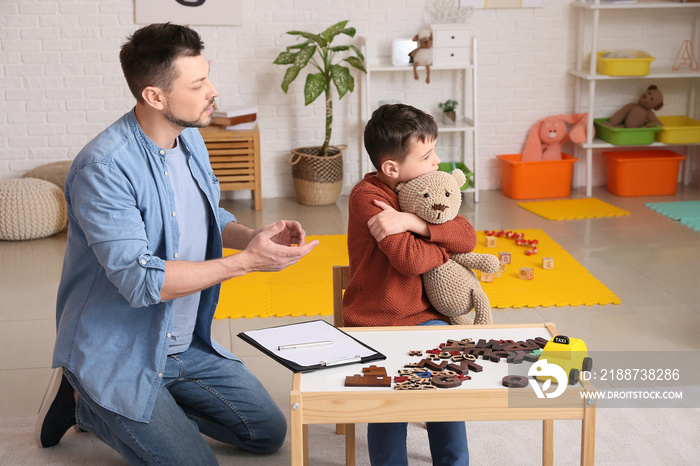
[{"x1": 343, "y1": 104, "x2": 476, "y2": 465}]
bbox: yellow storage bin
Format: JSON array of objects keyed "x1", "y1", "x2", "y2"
[
  {"x1": 655, "y1": 116, "x2": 700, "y2": 144},
  {"x1": 596, "y1": 51, "x2": 655, "y2": 76}
]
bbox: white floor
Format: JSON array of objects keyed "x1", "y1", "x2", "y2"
[{"x1": 2, "y1": 186, "x2": 700, "y2": 464}]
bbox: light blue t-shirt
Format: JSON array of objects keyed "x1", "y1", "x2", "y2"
[{"x1": 165, "y1": 137, "x2": 210, "y2": 354}]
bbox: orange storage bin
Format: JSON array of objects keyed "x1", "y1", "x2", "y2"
[
  {"x1": 603, "y1": 150, "x2": 686, "y2": 197},
  {"x1": 498, "y1": 153, "x2": 578, "y2": 200}
]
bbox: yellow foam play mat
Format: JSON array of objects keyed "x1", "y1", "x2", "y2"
[
  {"x1": 215, "y1": 234, "x2": 349, "y2": 319},
  {"x1": 214, "y1": 229, "x2": 619, "y2": 319},
  {"x1": 476, "y1": 229, "x2": 620, "y2": 308},
  {"x1": 518, "y1": 198, "x2": 630, "y2": 221}
]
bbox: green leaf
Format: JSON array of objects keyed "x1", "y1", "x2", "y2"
[
  {"x1": 304, "y1": 73, "x2": 326, "y2": 105},
  {"x1": 287, "y1": 31, "x2": 327, "y2": 47},
  {"x1": 329, "y1": 45, "x2": 350, "y2": 52},
  {"x1": 281, "y1": 66, "x2": 301, "y2": 93},
  {"x1": 273, "y1": 51, "x2": 295, "y2": 65},
  {"x1": 344, "y1": 56, "x2": 366, "y2": 73},
  {"x1": 320, "y1": 20, "x2": 349, "y2": 42},
  {"x1": 286, "y1": 40, "x2": 310, "y2": 51},
  {"x1": 330, "y1": 65, "x2": 352, "y2": 100},
  {"x1": 349, "y1": 45, "x2": 364, "y2": 62},
  {"x1": 294, "y1": 44, "x2": 316, "y2": 67},
  {"x1": 339, "y1": 27, "x2": 356, "y2": 38}
]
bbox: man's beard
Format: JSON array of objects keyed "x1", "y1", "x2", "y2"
[{"x1": 164, "y1": 100, "x2": 214, "y2": 128}]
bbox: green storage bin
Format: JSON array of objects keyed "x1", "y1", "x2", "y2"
[
  {"x1": 594, "y1": 118, "x2": 662, "y2": 145},
  {"x1": 438, "y1": 162, "x2": 473, "y2": 191}
]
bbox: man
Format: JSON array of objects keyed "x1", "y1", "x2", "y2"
[{"x1": 35, "y1": 23, "x2": 318, "y2": 464}]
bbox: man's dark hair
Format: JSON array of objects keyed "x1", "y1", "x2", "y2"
[
  {"x1": 119, "y1": 23, "x2": 204, "y2": 101},
  {"x1": 364, "y1": 104, "x2": 438, "y2": 170}
]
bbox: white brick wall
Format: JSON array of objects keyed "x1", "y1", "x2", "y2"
[{"x1": 0, "y1": 0, "x2": 698, "y2": 198}]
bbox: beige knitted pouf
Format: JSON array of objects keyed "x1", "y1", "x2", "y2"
[
  {"x1": 0, "y1": 178, "x2": 67, "y2": 241},
  {"x1": 22, "y1": 160, "x2": 72, "y2": 191}
]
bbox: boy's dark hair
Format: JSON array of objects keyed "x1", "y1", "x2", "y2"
[
  {"x1": 119, "y1": 23, "x2": 204, "y2": 101},
  {"x1": 364, "y1": 104, "x2": 438, "y2": 170}
]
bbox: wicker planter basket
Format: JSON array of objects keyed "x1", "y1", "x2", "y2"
[{"x1": 289, "y1": 145, "x2": 344, "y2": 206}]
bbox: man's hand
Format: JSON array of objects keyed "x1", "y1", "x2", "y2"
[
  {"x1": 368, "y1": 200, "x2": 429, "y2": 242},
  {"x1": 237, "y1": 221, "x2": 319, "y2": 272}
]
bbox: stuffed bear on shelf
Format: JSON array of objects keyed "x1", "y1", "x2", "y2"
[
  {"x1": 409, "y1": 29, "x2": 433, "y2": 84},
  {"x1": 606, "y1": 85, "x2": 664, "y2": 128},
  {"x1": 396, "y1": 168, "x2": 500, "y2": 325}
]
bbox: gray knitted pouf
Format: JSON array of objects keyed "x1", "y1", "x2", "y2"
[{"x1": 0, "y1": 178, "x2": 67, "y2": 241}]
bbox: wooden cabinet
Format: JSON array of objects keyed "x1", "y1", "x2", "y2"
[{"x1": 199, "y1": 125, "x2": 262, "y2": 210}]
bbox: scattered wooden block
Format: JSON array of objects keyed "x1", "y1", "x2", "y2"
[
  {"x1": 519, "y1": 267, "x2": 534, "y2": 280},
  {"x1": 499, "y1": 252, "x2": 511, "y2": 264},
  {"x1": 480, "y1": 272, "x2": 496, "y2": 283},
  {"x1": 542, "y1": 257, "x2": 554, "y2": 269},
  {"x1": 431, "y1": 375, "x2": 463, "y2": 388},
  {"x1": 502, "y1": 375, "x2": 529, "y2": 388},
  {"x1": 485, "y1": 236, "x2": 497, "y2": 248},
  {"x1": 345, "y1": 373, "x2": 391, "y2": 387}
]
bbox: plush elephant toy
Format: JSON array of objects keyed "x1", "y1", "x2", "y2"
[{"x1": 396, "y1": 169, "x2": 500, "y2": 325}]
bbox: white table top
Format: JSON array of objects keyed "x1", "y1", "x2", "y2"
[{"x1": 299, "y1": 325, "x2": 554, "y2": 392}]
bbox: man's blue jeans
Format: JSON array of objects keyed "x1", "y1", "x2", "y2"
[
  {"x1": 64, "y1": 336, "x2": 286, "y2": 465},
  {"x1": 367, "y1": 319, "x2": 469, "y2": 465}
]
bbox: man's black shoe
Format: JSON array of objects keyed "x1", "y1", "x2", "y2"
[{"x1": 35, "y1": 367, "x2": 77, "y2": 448}]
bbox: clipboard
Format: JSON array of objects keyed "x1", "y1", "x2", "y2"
[{"x1": 237, "y1": 319, "x2": 386, "y2": 372}]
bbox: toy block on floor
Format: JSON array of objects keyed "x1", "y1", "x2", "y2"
[
  {"x1": 485, "y1": 236, "x2": 497, "y2": 248},
  {"x1": 480, "y1": 272, "x2": 496, "y2": 283},
  {"x1": 519, "y1": 267, "x2": 534, "y2": 280},
  {"x1": 499, "y1": 252, "x2": 511, "y2": 264},
  {"x1": 542, "y1": 257, "x2": 554, "y2": 269}
]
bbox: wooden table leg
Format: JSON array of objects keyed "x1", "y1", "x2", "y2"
[
  {"x1": 291, "y1": 376, "x2": 304, "y2": 466},
  {"x1": 345, "y1": 424, "x2": 356, "y2": 466},
  {"x1": 581, "y1": 399, "x2": 596, "y2": 466},
  {"x1": 542, "y1": 419, "x2": 554, "y2": 466}
]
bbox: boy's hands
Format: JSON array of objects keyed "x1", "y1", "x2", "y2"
[{"x1": 368, "y1": 200, "x2": 429, "y2": 242}]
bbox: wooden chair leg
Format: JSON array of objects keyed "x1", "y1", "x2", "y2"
[{"x1": 336, "y1": 423, "x2": 346, "y2": 435}]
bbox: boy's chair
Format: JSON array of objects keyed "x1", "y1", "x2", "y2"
[{"x1": 332, "y1": 265, "x2": 356, "y2": 464}]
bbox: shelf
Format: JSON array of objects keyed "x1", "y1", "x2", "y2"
[
  {"x1": 569, "y1": 68, "x2": 700, "y2": 80},
  {"x1": 360, "y1": 35, "x2": 479, "y2": 201},
  {"x1": 579, "y1": 138, "x2": 696, "y2": 149},
  {"x1": 366, "y1": 61, "x2": 474, "y2": 72},
  {"x1": 572, "y1": 1, "x2": 700, "y2": 10}
]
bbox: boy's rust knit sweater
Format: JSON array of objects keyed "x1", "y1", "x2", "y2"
[{"x1": 342, "y1": 173, "x2": 476, "y2": 327}]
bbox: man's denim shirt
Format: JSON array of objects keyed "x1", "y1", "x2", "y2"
[{"x1": 53, "y1": 109, "x2": 238, "y2": 422}]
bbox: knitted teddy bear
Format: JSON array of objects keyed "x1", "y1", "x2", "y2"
[{"x1": 396, "y1": 169, "x2": 500, "y2": 325}]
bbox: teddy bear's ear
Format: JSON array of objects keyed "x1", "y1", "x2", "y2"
[{"x1": 451, "y1": 169, "x2": 466, "y2": 188}]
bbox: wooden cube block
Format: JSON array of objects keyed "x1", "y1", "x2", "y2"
[
  {"x1": 485, "y1": 236, "x2": 497, "y2": 248},
  {"x1": 496, "y1": 263, "x2": 507, "y2": 278},
  {"x1": 480, "y1": 272, "x2": 495, "y2": 283},
  {"x1": 519, "y1": 267, "x2": 534, "y2": 280},
  {"x1": 498, "y1": 252, "x2": 511, "y2": 264},
  {"x1": 542, "y1": 257, "x2": 554, "y2": 269}
]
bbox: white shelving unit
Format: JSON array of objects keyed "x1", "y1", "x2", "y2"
[
  {"x1": 359, "y1": 36, "x2": 479, "y2": 202},
  {"x1": 571, "y1": 0, "x2": 700, "y2": 197}
]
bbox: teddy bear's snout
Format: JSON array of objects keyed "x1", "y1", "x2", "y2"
[
  {"x1": 548, "y1": 130, "x2": 557, "y2": 139},
  {"x1": 432, "y1": 204, "x2": 448, "y2": 212}
]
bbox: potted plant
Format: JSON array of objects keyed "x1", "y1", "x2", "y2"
[
  {"x1": 274, "y1": 20, "x2": 366, "y2": 205},
  {"x1": 438, "y1": 99, "x2": 459, "y2": 125}
]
